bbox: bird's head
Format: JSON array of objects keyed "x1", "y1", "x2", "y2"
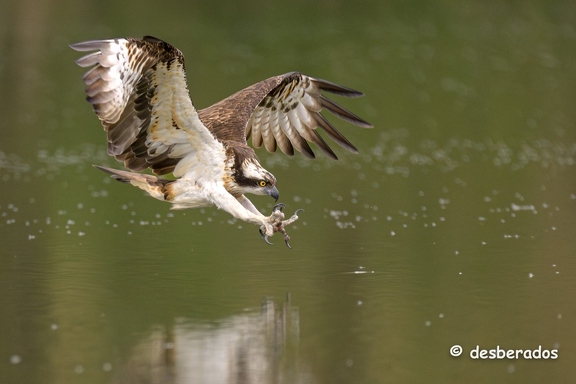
[{"x1": 228, "y1": 146, "x2": 279, "y2": 200}]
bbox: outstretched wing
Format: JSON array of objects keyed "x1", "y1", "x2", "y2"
[
  {"x1": 197, "y1": 72, "x2": 372, "y2": 160},
  {"x1": 71, "y1": 36, "x2": 222, "y2": 177}
]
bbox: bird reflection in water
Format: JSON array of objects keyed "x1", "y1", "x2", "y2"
[{"x1": 110, "y1": 295, "x2": 308, "y2": 384}]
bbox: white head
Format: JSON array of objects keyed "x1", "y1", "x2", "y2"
[{"x1": 228, "y1": 146, "x2": 279, "y2": 200}]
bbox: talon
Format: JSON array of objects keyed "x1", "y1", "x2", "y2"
[
  {"x1": 260, "y1": 204, "x2": 300, "y2": 248},
  {"x1": 259, "y1": 226, "x2": 274, "y2": 245},
  {"x1": 281, "y1": 229, "x2": 292, "y2": 249},
  {"x1": 273, "y1": 203, "x2": 286, "y2": 212}
]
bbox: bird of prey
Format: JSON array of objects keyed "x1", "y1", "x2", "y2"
[{"x1": 71, "y1": 36, "x2": 372, "y2": 247}]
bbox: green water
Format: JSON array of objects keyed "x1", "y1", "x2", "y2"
[{"x1": 1, "y1": 1, "x2": 576, "y2": 383}]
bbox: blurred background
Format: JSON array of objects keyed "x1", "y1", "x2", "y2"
[{"x1": 1, "y1": 0, "x2": 576, "y2": 383}]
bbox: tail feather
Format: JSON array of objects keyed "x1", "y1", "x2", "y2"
[{"x1": 94, "y1": 165, "x2": 171, "y2": 201}]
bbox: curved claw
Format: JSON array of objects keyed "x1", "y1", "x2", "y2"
[
  {"x1": 273, "y1": 203, "x2": 286, "y2": 212},
  {"x1": 285, "y1": 239, "x2": 292, "y2": 249},
  {"x1": 259, "y1": 227, "x2": 274, "y2": 245},
  {"x1": 294, "y1": 208, "x2": 304, "y2": 215}
]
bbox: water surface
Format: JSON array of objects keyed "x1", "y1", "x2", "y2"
[{"x1": 1, "y1": 1, "x2": 576, "y2": 383}]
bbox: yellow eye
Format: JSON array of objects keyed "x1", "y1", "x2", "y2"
[{"x1": 259, "y1": 180, "x2": 267, "y2": 187}]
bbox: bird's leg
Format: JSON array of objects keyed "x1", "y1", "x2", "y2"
[{"x1": 259, "y1": 204, "x2": 303, "y2": 248}]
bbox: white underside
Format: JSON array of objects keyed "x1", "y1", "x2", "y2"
[{"x1": 168, "y1": 177, "x2": 266, "y2": 226}]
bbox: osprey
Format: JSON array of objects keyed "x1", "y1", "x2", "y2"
[{"x1": 71, "y1": 36, "x2": 372, "y2": 247}]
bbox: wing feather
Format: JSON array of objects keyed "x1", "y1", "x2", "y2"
[
  {"x1": 319, "y1": 95, "x2": 373, "y2": 128},
  {"x1": 197, "y1": 72, "x2": 372, "y2": 160},
  {"x1": 250, "y1": 108, "x2": 264, "y2": 148},
  {"x1": 274, "y1": 123, "x2": 293, "y2": 156},
  {"x1": 250, "y1": 73, "x2": 371, "y2": 158},
  {"x1": 71, "y1": 36, "x2": 223, "y2": 176},
  {"x1": 264, "y1": 108, "x2": 279, "y2": 153},
  {"x1": 315, "y1": 114, "x2": 358, "y2": 154}
]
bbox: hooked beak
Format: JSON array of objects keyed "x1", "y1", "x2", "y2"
[{"x1": 265, "y1": 186, "x2": 280, "y2": 202}]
